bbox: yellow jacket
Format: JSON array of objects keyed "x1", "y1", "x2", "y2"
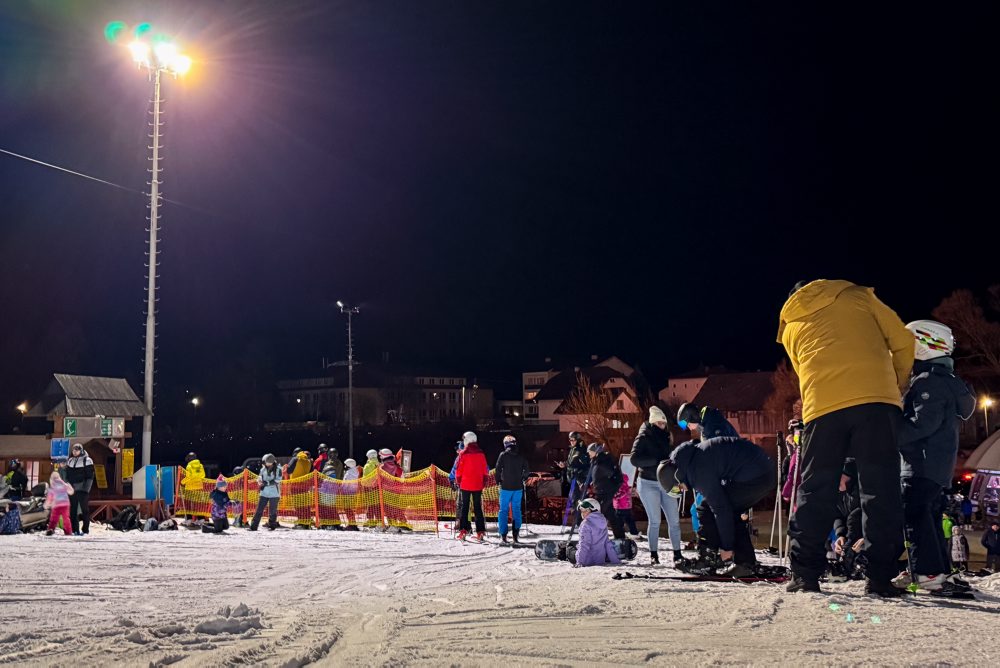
[
  {"x1": 287, "y1": 452, "x2": 312, "y2": 479},
  {"x1": 183, "y1": 459, "x2": 206, "y2": 491},
  {"x1": 777, "y1": 279, "x2": 913, "y2": 423},
  {"x1": 362, "y1": 458, "x2": 379, "y2": 477}
]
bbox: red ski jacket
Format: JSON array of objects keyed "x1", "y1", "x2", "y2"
[{"x1": 455, "y1": 443, "x2": 489, "y2": 492}]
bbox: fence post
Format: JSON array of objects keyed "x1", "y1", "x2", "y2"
[
  {"x1": 175, "y1": 465, "x2": 183, "y2": 514},
  {"x1": 430, "y1": 465, "x2": 439, "y2": 537},
  {"x1": 242, "y1": 469, "x2": 249, "y2": 525},
  {"x1": 377, "y1": 469, "x2": 387, "y2": 527},
  {"x1": 313, "y1": 471, "x2": 321, "y2": 528}
]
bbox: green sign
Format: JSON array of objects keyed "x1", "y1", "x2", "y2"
[
  {"x1": 100, "y1": 419, "x2": 113, "y2": 437},
  {"x1": 64, "y1": 418, "x2": 77, "y2": 437}
]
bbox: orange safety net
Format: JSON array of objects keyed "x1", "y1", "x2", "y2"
[{"x1": 175, "y1": 465, "x2": 507, "y2": 533}]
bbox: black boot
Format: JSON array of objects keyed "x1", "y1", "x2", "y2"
[
  {"x1": 673, "y1": 549, "x2": 683, "y2": 563},
  {"x1": 512, "y1": 528, "x2": 520, "y2": 544},
  {"x1": 865, "y1": 579, "x2": 905, "y2": 598},
  {"x1": 650, "y1": 551, "x2": 660, "y2": 565},
  {"x1": 786, "y1": 574, "x2": 821, "y2": 593}
]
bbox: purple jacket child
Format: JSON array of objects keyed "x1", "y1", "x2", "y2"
[{"x1": 574, "y1": 499, "x2": 621, "y2": 567}]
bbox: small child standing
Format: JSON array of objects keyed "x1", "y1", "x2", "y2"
[
  {"x1": 202, "y1": 476, "x2": 230, "y2": 534},
  {"x1": 950, "y1": 525, "x2": 969, "y2": 572},
  {"x1": 613, "y1": 473, "x2": 640, "y2": 538},
  {"x1": 45, "y1": 471, "x2": 74, "y2": 536}
]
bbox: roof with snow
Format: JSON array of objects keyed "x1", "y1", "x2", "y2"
[
  {"x1": 26, "y1": 374, "x2": 150, "y2": 419},
  {"x1": 691, "y1": 371, "x2": 776, "y2": 412}
]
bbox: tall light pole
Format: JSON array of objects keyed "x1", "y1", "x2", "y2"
[
  {"x1": 337, "y1": 301, "x2": 360, "y2": 459},
  {"x1": 110, "y1": 23, "x2": 192, "y2": 467},
  {"x1": 984, "y1": 397, "x2": 994, "y2": 436}
]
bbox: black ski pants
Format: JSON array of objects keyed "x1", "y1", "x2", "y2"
[
  {"x1": 902, "y1": 476, "x2": 948, "y2": 576},
  {"x1": 250, "y1": 496, "x2": 279, "y2": 530},
  {"x1": 789, "y1": 403, "x2": 903, "y2": 583},
  {"x1": 598, "y1": 495, "x2": 626, "y2": 540},
  {"x1": 69, "y1": 491, "x2": 90, "y2": 534},
  {"x1": 458, "y1": 490, "x2": 485, "y2": 533},
  {"x1": 698, "y1": 471, "x2": 775, "y2": 565}
]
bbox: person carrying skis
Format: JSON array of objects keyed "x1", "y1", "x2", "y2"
[
  {"x1": 981, "y1": 521, "x2": 1000, "y2": 571},
  {"x1": 896, "y1": 320, "x2": 975, "y2": 595},
  {"x1": 659, "y1": 436, "x2": 775, "y2": 578},
  {"x1": 778, "y1": 279, "x2": 913, "y2": 597},
  {"x1": 630, "y1": 406, "x2": 682, "y2": 565},
  {"x1": 586, "y1": 443, "x2": 626, "y2": 542},
  {"x1": 495, "y1": 435, "x2": 530, "y2": 544},
  {"x1": 455, "y1": 431, "x2": 489, "y2": 542},
  {"x1": 573, "y1": 498, "x2": 621, "y2": 567}
]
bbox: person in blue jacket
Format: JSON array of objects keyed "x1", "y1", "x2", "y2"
[
  {"x1": 448, "y1": 441, "x2": 464, "y2": 489},
  {"x1": 897, "y1": 320, "x2": 976, "y2": 595},
  {"x1": 659, "y1": 436, "x2": 775, "y2": 578}
]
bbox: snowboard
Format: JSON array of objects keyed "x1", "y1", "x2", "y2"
[
  {"x1": 535, "y1": 538, "x2": 638, "y2": 562},
  {"x1": 613, "y1": 570, "x2": 790, "y2": 583}
]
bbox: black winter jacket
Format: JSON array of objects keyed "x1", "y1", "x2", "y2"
[
  {"x1": 64, "y1": 451, "x2": 96, "y2": 493},
  {"x1": 588, "y1": 451, "x2": 621, "y2": 500},
  {"x1": 630, "y1": 422, "x2": 673, "y2": 481},
  {"x1": 899, "y1": 358, "x2": 976, "y2": 488},
  {"x1": 495, "y1": 448, "x2": 530, "y2": 491}
]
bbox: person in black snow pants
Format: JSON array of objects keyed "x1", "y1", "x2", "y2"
[{"x1": 586, "y1": 443, "x2": 626, "y2": 541}]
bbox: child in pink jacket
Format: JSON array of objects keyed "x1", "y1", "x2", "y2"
[
  {"x1": 613, "y1": 473, "x2": 640, "y2": 537},
  {"x1": 45, "y1": 471, "x2": 74, "y2": 536}
]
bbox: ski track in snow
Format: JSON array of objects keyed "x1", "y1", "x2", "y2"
[{"x1": 0, "y1": 523, "x2": 998, "y2": 666}]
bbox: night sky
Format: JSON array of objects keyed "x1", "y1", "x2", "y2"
[{"x1": 1, "y1": 2, "x2": 996, "y2": 431}]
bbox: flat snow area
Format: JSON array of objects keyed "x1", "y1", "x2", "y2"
[{"x1": 1, "y1": 523, "x2": 998, "y2": 667}]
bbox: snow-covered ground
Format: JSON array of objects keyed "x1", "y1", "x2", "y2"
[{"x1": 1, "y1": 522, "x2": 998, "y2": 667}]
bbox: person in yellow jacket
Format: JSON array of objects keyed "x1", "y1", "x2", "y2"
[
  {"x1": 362, "y1": 449, "x2": 379, "y2": 477},
  {"x1": 183, "y1": 452, "x2": 206, "y2": 491},
  {"x1": 778, "y1": 279, "x2": 913, "y2": 598},
  {"x1": 285, "y1": 449, "x2": 313, "y2": 479}
]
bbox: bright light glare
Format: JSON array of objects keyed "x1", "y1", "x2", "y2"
[
  {"x1": 336, "y1": 301, "x2": 344, "y2": 308},
  {"x1": 154, "y1": 42, "x2": 178, "y2": 66},
  {"x1": 170, "y1": 54, "x2": 192, "y2": 75},
  {"x1": 128, "y1": 40, "x2": 150, "y2": 64},
  {"x1": 985, "y1": 397, "x2": 995, "y2": 408},
  {"x1": 15, "y1": 403, "x2": 27, "y2": 414},
  {"x1": 191, "y1": 397, "x2": 201, "y2": 407}
]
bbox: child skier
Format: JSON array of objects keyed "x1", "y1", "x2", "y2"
[
  {"x1": 950, "y1": 525, "x2": 969, "y2": 573},
  {"x1": 897, "y1": 320, "x2": 975, "y2": 595},
  {"x1": 44, "y1": 471, "x2": 74, "y2": 536},
  {"x1": 613, "y1": 473, "x2": 640, "y2": 538},
  {"x1": 573, "y1": 498, "x2": 621, "y2": 567},
  {"x1": 203, "y1": 476, "x2": 231, "y2": 534}
]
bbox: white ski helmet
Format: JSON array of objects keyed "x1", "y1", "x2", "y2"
[
  {"x1": 366, "y1": 449, "x2": 378, "y2": 460},
  {"x1": 905, "y1": 320, "x2": 955, "y2": 360},
  {"x1": 344, "y1": 458, "x2": 356, "y2": 468},
  {"x1": 462, "y1": 431, "x2": 478, "y2": 445},
  {"x1": 578, "y1": 498, "x2": 601, "y2": 512}
]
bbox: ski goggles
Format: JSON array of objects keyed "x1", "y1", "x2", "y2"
[{"x1": 677, "y1": 420, "x2": 689, "y2": 430}]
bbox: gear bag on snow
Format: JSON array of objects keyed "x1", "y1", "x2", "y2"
[{"x1": 109, "y1": 505, "x2": 141, "y2": 531}]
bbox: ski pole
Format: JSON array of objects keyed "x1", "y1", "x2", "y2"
[
  {"x1": 783, "y1": 439, "x2": 804, "y2": 565},
  {"x1": 902, "y1": 526, "x2": 920, "y2": 593},
  {"x1": 560, "y1": 479, "x2": 577, "y2": 530}
]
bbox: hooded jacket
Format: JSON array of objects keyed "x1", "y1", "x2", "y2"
[
  {"x1": 495, "y1": 446, "x2": 529, "y2": 491},
  {"x1": 455, "y1": 442, "x2": 489, "y2": 492},
  {"x1": 380, "y1": 457, "x2": 403, "y2": 478},
  {"x1": 257, "y1": 464, "x2": 282, "y2": 499},
  {"x1": 899, "y1": 357, "x2": 976, "y2": 488},
  {"x1": 630, "y1": 422, "x2": 673, "y2": 481},
  {"x1": 777, "y1": 280, "x2": 914, "y2": 423},
  {"x1": 588, "y1": 451, "x2": 622, "y2": 499},
  {"x1": 64, "y1": 450, "x2": 96, "y2": 493},
  {"x1": 183, "y1": 459, "x2": 206, "y2": 491},
  {"x1": 363, "y1": 457, "x2": 379, "y2": 477},
  {"x1": 697, "y1": 407, "x2": 739, "y2": 440},
  {"x1": 575, "y1": 510, "x2": 621, "y2": 567},
  {"x1": 313, "y1": 452, "x2": 328, "y2": 473},
  {"x1": 566, "y1": 443, "x2": 590, "y2": 484},
  {"x1": 981, "y1": 526, "x2": 1000, "y2": 555},
  {"x1": 670, "y1": 438, "x2": 774, "y2": 550},
  {"x1": 613, "y1": 475, "x2": 633, "y2": 510},
  {"x1": 287, "y1": 452, "x2": 312, "y2": 479}
]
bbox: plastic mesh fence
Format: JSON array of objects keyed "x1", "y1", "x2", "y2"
[{"x1": 176, "y1": 465, "x2": 506, "y2": 533}]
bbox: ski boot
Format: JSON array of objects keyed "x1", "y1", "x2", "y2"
[
  {"x1": 786, "y1": 574, "x2": 821, "y2": 593},
  {"x1": 500, "y1": 533, "x2": 509, "y2": 544},
  {"x1": 512, "y1": 528, "x2": 520, "y2": 544},
  {"x1": 456, "y1": 530, "x2": 468, "y2": 542},
  {"x1": 676, "y1": 548, "x2": 724, "y2": 575},
  {"x1": 475, "y1": 532, "x2": 486, "y2": 543},
  {"x1": 719, "y1": 561, "x2": 755, "y2": 579},
  {"x1": 865, "y1": 579, "x2": 906, "y2": 598},
  {"x1": 890, "y1": 570, "x2": 912, "y2": 589}
]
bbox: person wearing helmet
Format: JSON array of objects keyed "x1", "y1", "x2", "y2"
[
  {"x1": 586, "y1": 443, "x2": 626, "y2": 542},
  {"x1": 677, "y1": 403, "x2": 738, "y2": 441},
  {"x1": 64, "y1": 442, "x2": 95, "y2": 535},
  {"x1": 250, "y1": 453, "x2": 282, "y2": 531},
  {"x1": 448, "y1": 440, "x2": 465, "y2": 490},
  {"x1": 379, "y1": 448, "x2": 403, "y2": 477},
  {"x1": 4, "y1": 459, "x2": 28, "y2": 500},
  {"x1": 777, "y1": 279, "x2": 913, "y2": 598},
  {"x1": 495, "y1": 435, "x2": 530, "y2": 543},
  {"x1": 565, "y1": 432, "x2": 590, "y2": 490},
  {"x1": 326, "y1": 447, "x2": 345, "y2": 480},
  {"x1": 286, "y1": 449, "x2": 312, "y2": 480},
  {"x1": 572, "y1": 498, "x2": 621, "y2": 567},
  {"x1": 896, "y1": 320, "x2": 975, "y2": 596},
  {"x1": 183, "y1": 452, "x2": 206, "y2": 493},
  {"x1": 363, "y1": 449, "x2": 380, "y2": 477},
  {"x1": 659, "y1": 435, "x2": 775, "y2": 578},
  {"x1": 630, "y1": 406, "x2": 682, "y2": 565},
  {"x1": 341, "y1": 458, "x2": 360, "y2": 530},
  {"x1": 313, "y1": 444, "x2": 329, "y2": 473},
  {"x1": 454, "y1": 431, "x2": 489, "y2": 542}
]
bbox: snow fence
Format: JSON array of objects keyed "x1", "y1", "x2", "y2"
[{"x1": 175, "y1": 466, "x2": 501, "y2": 533}]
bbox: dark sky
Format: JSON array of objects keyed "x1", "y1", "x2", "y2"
[{"x1": 1, "y1": 2, "x2": 996, "y2": 426}]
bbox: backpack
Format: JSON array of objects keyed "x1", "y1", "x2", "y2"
[
  {"x1": 0, "y1": 505, "x2": 21, "y2": 535},
  {"x1": 110, "y1": 505, "x2": 141, "y2": 531}
]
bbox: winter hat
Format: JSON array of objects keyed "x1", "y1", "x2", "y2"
[
  {"x1": 462, "y1": 431, "x2": 478, "y2": 445},
  {"x1": 49, "y1": 471, "x2": 63, "y2": 484},
  {"x1": 503, "y1": 435, "x2": 517, "y2": 448},
  {"x1": 579, "y1": 498, "x2": 600, "y2": 512},
  {"x1": 344, "y1": 458, "x2": 356, "y2": 468},
  {"x1": 587, "y1": 442, "x2": 604, "y2": 454},
  {"x1": 366, "y1": 449, "x2": 378, "y2": 460},
  {"x1": 379, "y1": 448, "x2": 394, "y2": 460},
  {"x1": 216, "y1": 475, "x2": 228, "y2": 489},
  {"x1": 649, "y1": 406, "x2": 668, "y2": 424}
]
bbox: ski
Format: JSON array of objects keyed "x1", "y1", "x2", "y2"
[{"x1": 612, "y1": 571, "x2": 789, "y2": 583}]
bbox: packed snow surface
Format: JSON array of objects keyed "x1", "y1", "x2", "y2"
[{"x1": 1, "y1": 523, "x2": 998, "y2": 666}]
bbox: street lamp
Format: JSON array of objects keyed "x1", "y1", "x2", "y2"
[
  {"x1": 109, "y1": 23, "x2": 193, "y2": 468},
  {"x1": 337, "y1": 301, "x2": 360, "y2": 459},
  {"x1": 15, "y1": 403, "x2": 27, "y2": 415},
  {"x1": 191, "y1": 397, "x2": 200, "y2": 408},
  {"x1": 984, "y1": 397, "x2": 994, "y2": 435}
]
